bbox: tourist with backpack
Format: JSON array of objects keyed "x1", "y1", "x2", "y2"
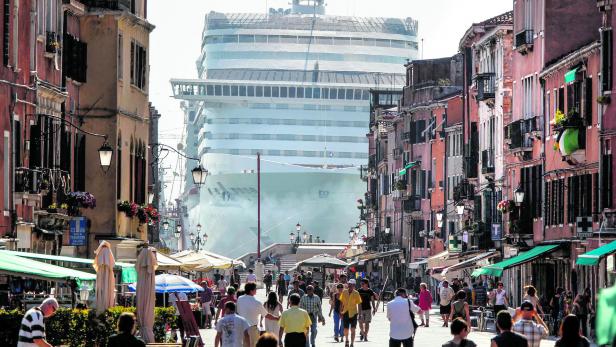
[
  {"x1": 449, "y1": 290, "x2": 471, "y2": 330},
  {"x1": 387, "y1": 287, "x2": 423, "y2": 347}
]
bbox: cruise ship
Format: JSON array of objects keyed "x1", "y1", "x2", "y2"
[{"x1": 171, "y1": 0, "x2": 418, "y2": 257}]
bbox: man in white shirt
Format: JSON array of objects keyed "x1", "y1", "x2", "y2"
[
  {"x1": 169, "y1": 291, "x2": 188, "y2": 340},
  {"x1": 387, "y1": 288, "x2": 423, "y2": 347},
  {"x1": 215, "y1": 301, "x2": 251, "y2": 347},
  {"x1": 218, "y1": 275, "x2": 229, "y2": 292},
  {"x1": 245, "y1": 269, "x2": 257, "y2": 284},
  {"x1": 236, "y1": 282, "x2": 279, "y2": 347}
]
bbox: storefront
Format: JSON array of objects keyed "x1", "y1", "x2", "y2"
[{"x1": 576, "y1": 239, "x2": 616, "y2": 294}]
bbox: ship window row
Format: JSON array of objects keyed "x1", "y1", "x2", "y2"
[
  {"x1": 206, "y1": 51, "x2": 408, "y2": 65},
  {"x1": 205, "y1": 148, "x2": 369, "y2": 159},
  {"x1": 206, "y1": 118, "x2": 369, "y2": 127},
  {"x1": 176, "y1": 83, "x2": 371, "y2": 101},
  {"x1": 203, "y1": 34, "x2": 418, "y2": 50},
  {"x1": 204, "y1": 133, "x2": 368, "y2": 143}
]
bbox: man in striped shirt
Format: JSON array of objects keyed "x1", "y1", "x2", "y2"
[{"x1": 18, "y1": 297, "x2": 58, "y2": 347}]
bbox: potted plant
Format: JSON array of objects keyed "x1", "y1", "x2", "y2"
[
  {"x1": 597, "y1": 95, "x2": 611, "y2": 105},
  {"x1": 47, "y1": 203, "x2": 58, "y2": 213},
  {"x1": 395, "y1": 180, "x2": 406, "y2": 191},
  {"x1": 497, "y1": 199, "x2": 514, "y2": 214}
]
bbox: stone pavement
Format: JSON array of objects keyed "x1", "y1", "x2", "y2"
[{"x1": 200, "y1": 289, "x2": 558, "y2": 347}]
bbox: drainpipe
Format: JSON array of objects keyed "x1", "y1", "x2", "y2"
[{"x1": 540, "y1": 78, "x2": 547, "y2": 242}]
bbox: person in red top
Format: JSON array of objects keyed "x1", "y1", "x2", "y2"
[
  {"x1": 215, "y1": 286, "x2": 237, "y2": 324},
  {"x1": 418, "y1": 283, "x2": 433, "y2": 327}
]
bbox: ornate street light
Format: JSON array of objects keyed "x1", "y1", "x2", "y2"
[
  {"x1": 349, "y1": 229, "x2": 355, "y2": 239},
  {"x1": 456, "y1": 203, "x2": 465, "y2": 216},
  {"x1": 192, "y1": 165, "x2": 208, "y2": 186},
  {"x1": 174, "y1": 224, "x2": 182, "y2": 239},
  {"x1": 197, "y1": 224, "x2": 202, "y2": 233},
  {"x1": 296, "y1": 222, "x2": 301, "y2": 232},
  {"x1": 514, "y1": 186, "x2": 525, "y2": 206},
  {"x1": 189, "y1": 232, "x2": 195, "y2": 242},
  {"x1": 98, "y1": 141, "x2": 113, "y2": 172},
  {"x1": 203, "y1": 233, "x2": 208, "y2": 243},
  {"x1": 385, "y1": 227, "x2": 391, "y2": 234},
  {"x1": 354, "y1": 226, "x2": 360, "y2": 234},
  {"x1": 162, "y1": 221, "x2": 169, "y2": 231},
  {"x1": 289, "y1": 232, "x2": 295, "y2": 242}
]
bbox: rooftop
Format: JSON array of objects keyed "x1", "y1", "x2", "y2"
[{"x1": 204, "y1": 11, "x2": 418, "y2": 36}]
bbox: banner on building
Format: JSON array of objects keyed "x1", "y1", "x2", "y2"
[
  {"x1": 69, "y1": 217, "x2": 87, "y2": 246},
  {"x1": 491, "y1": 224, "x2": 502, "y2": 241}
]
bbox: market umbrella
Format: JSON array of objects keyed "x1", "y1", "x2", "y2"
[
  {"x1": 93, "y1": 241, "x2": 116, "y2": 314},
  {"x1": 128, "y1": 274, "x2": 205, "y2": 294},
  {"x1": 290, "y1": 254, "x2": 349, "y2": 288},
  {"x1": 136, "y1": 246, "x2": 158, "y2": 343}
]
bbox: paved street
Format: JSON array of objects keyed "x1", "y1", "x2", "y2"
[{"x1": 199, "y1": 290, "x2": 558, "y2": 347}]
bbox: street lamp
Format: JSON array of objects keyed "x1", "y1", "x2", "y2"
[
  {"x1": 354, "y1": 226, "x2": 360, "y2": 234},
  {"x1": 191, "y1": 164, "x2": 208, "y2": 186},
  {"x1": 174, "y1": 224, "x2": 182, "y2": 239},
  {"x1": 514, "y1": 186, "x2": 525, "y2": 206},
  {"x1": 385, "y1": 227, "x2": 391, "y2": 234},
  {"x1": 203, "y1": 233, "x2": 208, "y2": 243},
  {"x1": 148, "y1": 191, "x2": 154, "y2": 205},
  {"x1": 196, "y1": 224, "x2": 202, "y2": 233},
  {"x1": 456, "y1": 203, "x2": 465, "y2": 216},
  {"x1": 189, "y1": 232, "x2": 195, "y2": 242},
  {"x1": 162, "y1": 221, "x2": 169, "y2": 231},
  {"x1": 289, "y1": 232, "x2": 295, "y2": 243},
  {"x1": 296, "y1": 222, "x2": 301, "y2": 232},
  {"x1": 302, "y1": 231, "x2": 308, "y2": 243},
  {"x1": 98, "y1": 141, "x2": 113, "y2": 172},
  {"x1": 349, "y1": 229, "x2": 355, "y2": 239}
]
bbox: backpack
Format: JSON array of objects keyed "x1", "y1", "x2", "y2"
[
  {"x1": 407, "y1": 299, "x2": 419, "y2": 337},
  {"x1": 452, "y1": 300, "x2": 466, "y2": 320}
]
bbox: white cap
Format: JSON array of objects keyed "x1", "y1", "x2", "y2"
[{"x1": 348, "y1": 279, "x2": 356, "y2": 285}]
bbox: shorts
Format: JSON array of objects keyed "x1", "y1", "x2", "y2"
[
  {"x1": 358, "y1": 309, "x2": 372, "y2": 323},
  {"x1": 202, "y1": 301, "x2": 211, "y2": 316},
  {"x1": 342, "y1": 313, "x2": 358, "y2": 329},
  {"x1": 440, "y1": 304, "x2": 451, "y2": 315}
]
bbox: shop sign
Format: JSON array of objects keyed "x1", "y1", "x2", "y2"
[{"x1": 69, "y1": 217, "x2": 87, "y2": 246}]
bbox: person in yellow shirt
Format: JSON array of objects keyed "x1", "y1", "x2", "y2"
[
  {"x1": 339, "y1": 279, "x2": 363, "y2": 347},
  {"x1": 278, "y1": 293, "x2": 311, "y2": 347}
]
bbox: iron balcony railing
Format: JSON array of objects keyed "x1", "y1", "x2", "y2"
[
  {"x1": 515, "y1": 29, "x2": 534, "y2": 54},
  {"x1": 475, "y1": 72, "x2": 495, "y2": 101},
  {"x1": 80, "y1": 0, "x2": 131, "y2": 11}
]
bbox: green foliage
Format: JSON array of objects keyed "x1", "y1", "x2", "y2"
[
  {"x1": 0, "y1": 306, "x2": 173, "y2": 347},
  {"x1": 0, "y1": 309, "x2": 23, "y2": 346}
]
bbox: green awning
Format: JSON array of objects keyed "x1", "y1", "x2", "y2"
[
  {"x1": 471, "y1": 244, "x2": 560, "y2": 277},
  {"x1": 564, "y1": 68, "x2": 578, "y2": 83},
  {"x1": 576, "y1": 240, "x2": 616, "y2": 266},
  {"x1": 0, "y1": 251, "x2": 96, "y2": 286},
  {"x1": 399, "y1": 161, "x2": 420, "y2": 176},
  {"x1": 0, "y1": 250, "x2": 136, "y2": 283}
]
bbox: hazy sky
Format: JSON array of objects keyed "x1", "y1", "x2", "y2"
[{"x1": 148, "y1": 0, "x2": 512, "y2": 197}]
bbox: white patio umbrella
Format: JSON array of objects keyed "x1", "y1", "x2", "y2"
[
  {"x1": 93, "y1": 241, "x2": 116, "y2": 314},
  {"x1": 136, "y1": 246, "x2": 158, "y2": 343}
]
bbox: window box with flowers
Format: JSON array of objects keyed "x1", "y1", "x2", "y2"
[
  {"x1": 117, "y1": 201, "x2": 159, "y2": 225},
  {"x1": 551, "y1": 109, "x2": 585, "y2": 157},
  {"x1": 497, "y1": 200, "x2": 515, "y2": 214},
  {"x1": 65, "y1": 192, "x2": 96, "y2": 216}
]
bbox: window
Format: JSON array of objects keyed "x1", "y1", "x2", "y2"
[
  {"x1": 337, "y1": 88, "x2": 345, "y2": 100},
  {"x1": 255, "y1": 35, "x2": 267, "y2": 43},
  {"x1": 602, "y1": 28, "x2": 612, "y2": 92},
  {"x1": 312, "y1": 88, "x2": 320, "y2": 99},
  {"x1": 239, "y1": 85, "x2": 246, "y2": 96},
  {"x1": 256, "y1": 86, "x2": 263, "y2": 97},
  {"x1": 329, "y1": 88, "x2": 337, "y2": 99},
  {"x1": 297, "y1": 87, "x2": 304, "y2": 98},
  {"x1": 45, "y1": 0, "x2": 58, "y2": 33},
  {"x1": 567, "y1": 174, "x2": 593, "y2": 223},
  {"x1": 522, "y1": 76, "x2": 534, "y2": 118},
  {"x1": 117, "y1": 134, "x2": 122, "y2": 199},
  {"x1": 346, "y1": 89, "x2": 353, "y2": 100},
  {"x1": 231, "y1": 85, "x2": 239, "y2": 96},
  {"x1": 247, "y1": 86, "x2": 255, "y2": 96},
  {"x1": 3, "y1": 0, "x2": 9, "y2": 66},
  {"x1": 214, "y1": 85, "x2": 222, "y2": 96},
  {"x1": 280, "y1": 87, "x2": 287, "y2": 97},
  {"x1": 130, "y1": 40, "x2": 147, "y2": 90},
  {"x1": 584, "y1": 77, "x2": 593, "y2": 125},
  {"x1": 523, "y1": 0, "x2": 533, "y2": 30},
  {"x1": 117, "y1": 33, "x2": 123, "y2": 79},
  {"x1": 289, "y1": 87, "x2": 296, "y2": 98},
  {"x1": 239, "y1": 35, "x2": 254, "y2": 43},
  {"x1": 272, "y1": 87, "x2": 279, "y2": 97},
  {"x1": 601, "y1": 149, "x2": 613, "y2": 209},
  {"x1": 322, "y1": 88, "x2": 329, "y2": 99},
  {"x1": 305, "y1": 87, "x2": 312, "y2": 99}
]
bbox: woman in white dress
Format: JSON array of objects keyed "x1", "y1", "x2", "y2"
[{"x1": 260, "y1": 291, "x2": 283, "y2": 334}]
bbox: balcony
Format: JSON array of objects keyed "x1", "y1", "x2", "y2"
[
  {"x1": 81, "y1": 0, "x2": 131, "y2": 11},
  {"x1": 597, "y1": 0, "x2": 613, "y2": 11},
  {"x1": 403, "y1": 195, "x2": 421, "y2": 212},
  {"x1": 475, "y1": 73, "x2": 495, "y2": 101},
  {"x1": 515, "y1": 29, "x2": 534, "y2": 55},
  {"x1": 506, "y1": 120, "x2": 534, "y2": 154},
  {"x1": 393, "y1": 147, "x2": 403, "y2": 157},
  {"x1": 481, "y1": 149, "x2": 495, "y2": 175}
]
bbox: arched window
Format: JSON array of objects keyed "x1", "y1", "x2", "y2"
[{"x1": 117, "y1": 133, "x2": 122, "y2": 199}]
